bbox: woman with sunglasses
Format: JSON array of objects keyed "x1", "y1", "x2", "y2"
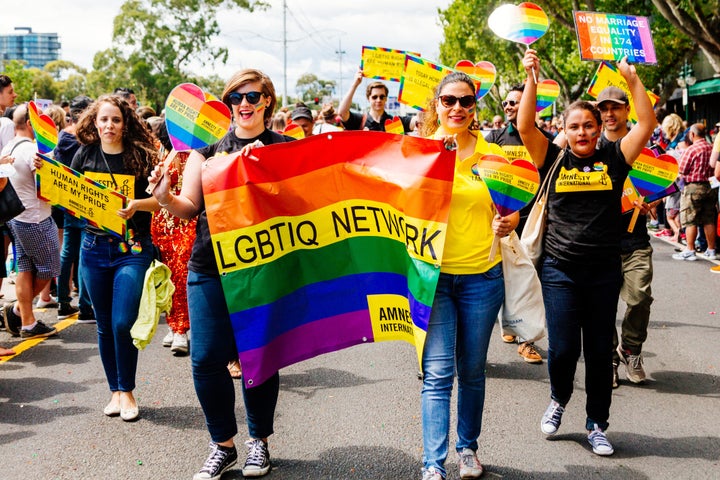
[
  {"x1": 517, "y1": 49, "x2": 654, "y2": 456},
  {"x1": 149, "y1": 69, "x2": 293, "y2": 480},
  {"x1": 66, "y1": 95, "x2": 159, "y2": 421},
  {"x1": 417, "y1": 72, "x2": 518, "y2": 480}
]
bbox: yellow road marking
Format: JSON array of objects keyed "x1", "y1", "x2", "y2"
[{"x1": 0, "y1": 314, "x2": 80, "y2": 363}]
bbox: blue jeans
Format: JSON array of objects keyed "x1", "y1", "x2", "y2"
[
  {"x1": 187, "y1": 270, "x2": 279, "y2": 443},
  {"x1": 58, "y1": 220, "x2": 92, "y2": 315},
  {"x1": 421, "y1": 264, "x2": 504, "y2": 475},
  {"x1": 540, "y1": 255, "x2": 621, "y2": 431},
  {"x1": 80, "y1": 232, "x2": 153, "y2": 392}
]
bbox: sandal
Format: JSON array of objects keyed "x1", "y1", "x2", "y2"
[{"x1": 227, "y1": 359, "x2": 242, "y2": 379}]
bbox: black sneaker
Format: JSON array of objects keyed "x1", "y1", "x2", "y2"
[
  {"x1": 193, "y1": 442, "x2": 238, "y2": 480},
  {"x1": 58, "y1": 303, "x2": 80, "y2": 320},
  {"x1": 242, "y1": 438, "x2": 271, "y2": 477},
  {"x1": 76, "y1": 310, "x2": 96, "y2": 324},
  {"x1": 4, "y1": 302, "x2": 21, "y2": 337},
  {"x1": 20, "y1": 320, "x2": 58, "y2": 339}
]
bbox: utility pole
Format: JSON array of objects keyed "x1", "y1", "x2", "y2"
[
  {"x1": 336, "y1": 37, "x2": 346, "y2": 102},
  {"x1": 283, "y1": 0, "x2": 287, "y2": 108}
]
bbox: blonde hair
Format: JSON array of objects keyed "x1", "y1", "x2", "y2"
[
  {"x1": 44, "y1": 104, "x2": 67, "y2": 131},
  {"x1": 661, "y1": 113, "x2": 684, "y2": 141}
]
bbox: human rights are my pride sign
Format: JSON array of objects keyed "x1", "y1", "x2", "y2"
[{"x1": 573, "y1": 11, "x2": 656, "y2": 65}]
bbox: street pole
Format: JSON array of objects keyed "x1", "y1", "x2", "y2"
[
  {"x1": 336, "y1": 37, "x2": 345, "y2": 102},
  {"x1": 283, "y1": 0, "x2": 287, "y2": 108}
]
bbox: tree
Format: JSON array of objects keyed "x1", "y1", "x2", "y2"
[
  {"x1": 295, "y1": 73, "x2": 336, "y2": 104},
  {"x1": 1, "y1": 60, "x2": 35, "y2": 102}
]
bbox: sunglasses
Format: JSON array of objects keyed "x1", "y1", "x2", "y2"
[
  {"x1": 370, "y1": 94, "x2": 387, "y2": 100},
  {"x1": 228, "y1": 91, "x2": 264, "y2": 105},
  {"x1": 501, "y1": 100, "x2": 519, "y2": 108},
  {"x1": 439, "y1": 95, "x2": 476, "y2": 109}
]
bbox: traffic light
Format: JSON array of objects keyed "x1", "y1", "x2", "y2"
[{"x1": 314, "y1": 97, "x2": 319, "y2": 105}]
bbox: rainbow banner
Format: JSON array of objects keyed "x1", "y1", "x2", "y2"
[
  {"x1": 203, "y1": 132, "x2": 455, "y2": 387},
  {"x1": 398, "y1": 55, "x2": 455, "y2": 111},
  {"x1": 361, "y1": 46, "x2": 420, "y2": 82},
  {"x1": 574, "y1": 11, "x2": 656, "y2": 65},
  {"x1": 587, "y1": 61, "x2": 659, "y2": 123},
  {"x1": 28, "y1": 101, "x2": 58, "y2": 155}
]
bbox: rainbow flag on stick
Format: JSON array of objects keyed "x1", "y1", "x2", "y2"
[{"x1": 203, "y1": 132, "x2": 456, "y2": 387}]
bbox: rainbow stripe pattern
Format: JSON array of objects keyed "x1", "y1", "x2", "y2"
[
  {"x1": 282, "y1": 122, "x2": 305, "y2": 139},
  {"x1": 488, "y1": 2, "x2": 549, "y2": 46},
  {"x1": 384, "y1": 116, "x2": 404, "y2": 135},
  {"x1": 628, "y1": 148, "x2": 678, "y2": 197},
  {"x1": 165, "y1": 83, "x2": 231, "y2": 151},
  {"x1": 202, "y1": 132, "x2": 455, "y2": 387},
  {"x1": 574, "y1": 11, "x2": 656, "y2": 64},
  {"x1": 536, "y1": 79, "x2": 560, "y2": 112},
  {"x1": 455, "y1": 60, "x2": 496, "y2": 100},
  {"x1": 28, "y1": 101, "x2": 58, "y2": 155},
  {"x1": 469, "y1": 154, "x2": 540, "y2": 217}
]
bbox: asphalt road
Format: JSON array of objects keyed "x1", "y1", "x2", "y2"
[{"x1": 1, "y1": 236, "x2": 719, "y2": 480}]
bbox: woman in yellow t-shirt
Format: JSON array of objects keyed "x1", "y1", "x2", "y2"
[{"x1": 417, "y1": 72, "x2": 518, "y2": 480}]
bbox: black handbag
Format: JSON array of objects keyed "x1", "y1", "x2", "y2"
[{"x1": 0, "y1": 139, "x2": 29, "y2": 224}]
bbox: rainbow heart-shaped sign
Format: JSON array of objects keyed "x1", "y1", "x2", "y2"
[
  {"x1": 455, "y1": 60, "x2": 496, "y2": 100},
  {"x1": 628, "y1": 147, "x2": 678, "y2": 197},
  {"x1": 384, "y1": 116, "x2": 404, "y2": 135},
  {"x1": 283, "y1": 122, "x2": 305, "y2": 139},
  {"x1": 488, "y1": 2, "x2": 549, "y2": 46},
  {"x1": 536, "y1": 79, "x2": 560, "y2": 112},
  {"x1": 28, "y1": 101, "x2": 58, "y2": 155},
  {"x1": 165, "y1": 83, "x2": 232, "y2": 152}
]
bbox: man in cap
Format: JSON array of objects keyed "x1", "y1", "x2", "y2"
[{"x1": 290, "y1": 104, "x2": 315, "y2": 138}]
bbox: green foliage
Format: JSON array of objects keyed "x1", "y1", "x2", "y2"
[
  {"x1": 1, "y1": 60, "x2": 34, "y2": 102},
  {"x1": 295, "y1": 74, "x2": 337, "y2": 104}
]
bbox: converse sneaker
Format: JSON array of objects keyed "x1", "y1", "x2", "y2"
[
  {"x1": 4, "y1": 302, "x2": 21, "y2": 337},
  {"x1": 457, "y1": 447, "x2": 483, "y2": 478},
  {"x1": 421, "y1": 466, "x2": 445, "y2": 480},
  {"x1": 518, "y1": 342, "x2": 543, "y2": 364},
  {"x1": 193, "y1": 441, "x2": 238, "y2": 480},
  {"x1": 616, "y1": 345, "x2": 646, "y2": 383},
  {"x1": 57, "y1": 302, "x2": 79, "y2": 320},
  {"x1": 672, "y1": 249, "x2": 697, "y2": 261},
  {"x1": 170, "y1": 332, "x2": 189, "y2": 355},
  {"x1": 541, "y1": 400, "x2": 565, "y2": 435},
  {"x1": 162, "y1": 327, "x2": 174, "y2": 347},
  {"x1": 20, "y1": 320, "x2": 57, "y2": 339},
  {"x1": 587, "y1": 424, "x2": 614, "y2": 456},
  {"x1": 242, "y1": 439, "x2": 271, "y2": 477}
]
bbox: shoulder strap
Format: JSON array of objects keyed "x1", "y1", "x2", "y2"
[
  {"x1": 538, "y1": 149, "x2": 565, "y2": 197},
  {"x1": 8, "y1": 138, "x2": 32, "y2": 155}
]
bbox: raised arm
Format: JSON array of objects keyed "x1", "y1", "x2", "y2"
[
  {"x1": 150, "y1": 149, "x2": 206, "y2": 220},
  {"x1": 517, "y1": 49, "x2": 549, "y2": 168},
  {"x1": 617, "y1": 57, "x2": 654, "y2": 165},
  {"x1": 337, "y1": 68, "x2": 363, "y2": 122}
]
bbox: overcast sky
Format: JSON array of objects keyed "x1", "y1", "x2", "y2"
[{"x1": 1, "y1": 0, "x2": 451, "y2": 106}]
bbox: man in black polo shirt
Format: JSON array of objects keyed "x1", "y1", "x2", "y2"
[{"x1": 337, "y1": 68, "x2": 412, "y2": 133}]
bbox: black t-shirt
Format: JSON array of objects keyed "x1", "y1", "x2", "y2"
[
  {"x1": 342, "y1": 110, "x2": 412, "y2": 133},
  {"x1": 543, "y1": 141, "x2": 631, "y2": 265},
  {"x1": 189, "y1": 128, "x2": 294, "y2": 275},
  {"x1": 70, "y1": 143, "x2": 153, "y2": 236}
]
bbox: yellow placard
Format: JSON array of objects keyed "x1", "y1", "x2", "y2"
[
  {"x1": 361, "y1": 46, "x2": 420, "y2": 82},
  {"x1": 587, "y1": 61, "x2": 659, "y2": 123},
  {"x1": 35, "y1": 154, "x2": 127, "y2": 238},
  {"x1": 398, "y1": 55, "x2": 455, "y2": 111}
]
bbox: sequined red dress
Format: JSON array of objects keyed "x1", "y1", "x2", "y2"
[{"x1": 150, "y1": 151, "x2": 196, "y2": 335}]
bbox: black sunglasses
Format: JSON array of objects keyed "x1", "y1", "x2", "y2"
[
  {"x1": 439, "y1": 94, "x2": 476, "y2": 109},
  {"x1": 370, "y1": 94, "x2": 387, "y2": 100},
  {"x1": 228, "y1": 91, "x2": 264, "y2": 105},
  {"x1": 501, "y1": 100, "x2": 519, "y2": 108}
]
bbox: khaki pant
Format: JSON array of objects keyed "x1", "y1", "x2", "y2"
[{"x1": 613, "y1": 246, "x2": 653, "y2": 359}]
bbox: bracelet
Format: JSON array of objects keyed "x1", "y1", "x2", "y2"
[{"x1": 158, "y1": 195, "x2": 173, "y2": 208}]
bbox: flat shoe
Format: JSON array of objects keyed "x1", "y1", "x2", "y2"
[
  {"x1": 103, "y1": 403, "x2": 121, "y2": 417},
  {"x1": 121, "y1": 407, "x2": 139, "y2": 422}
]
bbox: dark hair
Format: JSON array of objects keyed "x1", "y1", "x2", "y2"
[
  {"x1": 509, "y1": 84, "x2": 525, "y2": 94},
  {"x1": 365, "y1": 81, "x2": 389, "y2": 99},
  {"x1": 75, "y1": 94, "x2": 158, "y2": 177},
  {"x1": 221, "y1": 69, "x2": 277, "y2": 125},
  {"x1": 0, "y1": 75, "x2": 12, "y2": 90},
  {"x1": 70, "y1": 95, "x2": 94, "y2": 122},
  {"x1": 421, "y1": 72, "x2": 477, "y2": 138},
  {"x1": 563, "y1": 100, "x2": 601, "y2": 127},
  {"x1": 114, "y1": 87, "x2": 135, "y2": 95}
]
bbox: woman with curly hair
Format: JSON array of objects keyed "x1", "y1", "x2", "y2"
[{"x1": 71, "y1": 94, "x2": 159, "y2": 421}]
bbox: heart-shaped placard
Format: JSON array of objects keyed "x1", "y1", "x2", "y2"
[
  {"x1": 455, "y1": 60, "x2": 496, "y2": 100},
  {"x1": 165, "y1": 83, "x2": 232, "y2": 152},
  {"x1": 283, "y1": 122, "x2": 305, "y2": 139},
  {"x1": 469, "y1": 154, "x2": 540, "y2": 217},
  {"x1": 28, "y1": 101, "x2": 58, "y2": 155},
  {"x1": 384, "y1": 116, "x2": 404, "y2": 135},
  {"x1": 628, "y1": 147, "x2": 678, "y2": 197},
  {"x1": 488, "y1": 2, "x2": 549, "y2": 46},
  {"x1": 536, "y1": 79, "x2": 560, "y2": 112}
]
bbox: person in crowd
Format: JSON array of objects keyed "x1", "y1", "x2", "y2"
[
  {"x1": 54, "y1": 95, "x2": 95, "y2": 323},
  {"x1": 312, "y1": 103, "x2": 342, "y2": 135},
  {"x1": 655, "y1": 113, "x2": 686, "y2": 243},
  {"x1": 338, "y1": 68, "x2": 412, "y2": 133},
  {"x1": 150, "y1": 121, "x2": 195, "y2": 356},
  {"x1": 417, "y1": 72, "x2": 518, "y2": 480},
  {"x1": 65, "y1": 94, "x2": 159, "y2": 421},
  {"x1": 114, "y1": 87, "x2": 138, "y2": 109},
  {"x1": 149, "y1": 69, "x2": 294, "y2": 480},
  {"x1": 518, "y1": 49, "x2": 654, "y2": 456},
  {"x1": 0, "y1": 149, "x2": 15, "y2": 356},
  {"x1": 672, "y1": 123, "x2": 717, "y2": 261},
  {"x1": 593, "y1": 86, "x2": 654, "y2": 388},
  {"x1": 135, "y1": 105, "x2": 156, "y2": 121},
  {"x1": 0, "y1": 75, "x2": 18, "y2": 151},
  {"x1": 271, "y1": 112, "x2": 286, "y2": 133},
  {"x1": 290, "y1": 103, "x2": 314, "y2": 138},
  {"x1": 491, "y1": 115, "x2": 504, "y2": 129},
  {"x1": 2, "y1": 104, "x2": 60, "y2": 340}
]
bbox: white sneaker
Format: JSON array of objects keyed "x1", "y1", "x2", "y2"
[
  {"x1": 162, "y1": 327, "x2": 174, "y2": 347},
  {"x1": 587, "y1": 424, "x2": 614, "y2": 455},
  {"x1": 672, "y1": 250, "x2": 697, "y2": 261},
  {"x1": 701, "y1": 249, "x2": 717, "y2": 260},
  {"x1": 170, "y1": 333, "x2": 189, "y2": 354}
]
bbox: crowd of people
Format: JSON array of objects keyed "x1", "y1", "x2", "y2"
[{"x1": 1, "y1": 43, "x2": 719, "y2": 480}]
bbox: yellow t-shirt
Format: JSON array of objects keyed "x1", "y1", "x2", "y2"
[{"x1": 435, "y1": 131, "x2": 500, "y2": 274}]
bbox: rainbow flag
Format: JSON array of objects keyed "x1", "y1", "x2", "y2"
[{"x1": 203, "y1": 132, "x2": 455, "y2": 387}]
